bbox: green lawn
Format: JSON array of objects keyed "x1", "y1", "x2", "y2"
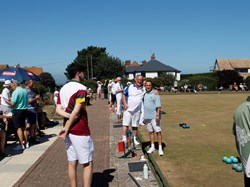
[{"x1": 139, "y1": 92, "x2": 248, "y2": 187}]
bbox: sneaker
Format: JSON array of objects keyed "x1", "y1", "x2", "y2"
[
  {"x1": 13, "y1": 145, "x2": 25, "y2": 151},
  {"x1": 26, "y1": 143, "x2": 29, "y2": 149},
  {"x1": 147, "y1": 147, "x2": 155, "y2": 154},
  {"x1": 30, "y1": 137, "x2": 40, "y2": 144},
  {"x1": 159, "y1": 149, "x2": 164, "y2": 156}
]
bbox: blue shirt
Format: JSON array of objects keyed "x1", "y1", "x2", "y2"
[
  {"x1": 25, "y1": 87, "x2": 38, "y2": 112},
  {"x1": 143, "y1": 90, "x2": 161, "y2": 119}
]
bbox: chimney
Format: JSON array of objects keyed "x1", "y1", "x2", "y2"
[
  {"x1": 125, "y1": 60, "x2": 131, "y2": 67},
  {"x1": 151, "y1": 53, "x2": 155, "y2": 60},
  {"x1": 141, "y1": 60, "x2": 147, "y2": 65}
]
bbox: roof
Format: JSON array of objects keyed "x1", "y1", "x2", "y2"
[
  {"x1": 134, "y1": 59, "x2": 181, "y2": 72},
  {"x1": 215, "y1": 58, "x2": 250, "y2": 70},
  {"x1": 23, "y1": 67, "x2": 43, "y2": 76},
  {"x1": 126, "y1": 66, "x2": 140, "y2": 73},
  {"x1": 0, "y1": 64, "x2": 9, "y2": 70}
]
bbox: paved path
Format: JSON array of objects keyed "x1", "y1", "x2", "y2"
[{"x1": 1, "y1": 99, "x2": 159, "y2": 187}]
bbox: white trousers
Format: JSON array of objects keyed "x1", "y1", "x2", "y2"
[{"x1": 116, "y1": 96, "x2": 122, "y2": 115}]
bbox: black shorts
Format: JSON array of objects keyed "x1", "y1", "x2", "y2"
[
  {"x1": 12, "y1": 110, "x2": 28, "y2": 128},
  {"x1": 111, "y1": 93, "x2": 116, "y2": 102},
  {"x1": 27, "y1": 110, "x2": 37, "y2": 125}
]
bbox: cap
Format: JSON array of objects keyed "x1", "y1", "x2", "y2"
[
  {"x1": 11, "y1": 79, "x2": 19, "y2": 86},
  {"x1": 3, "y1": 80, "x2": 11, "y2": 87}
]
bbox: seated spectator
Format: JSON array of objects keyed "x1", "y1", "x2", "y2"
[
  {"x1": 0, "y1": 117, "x2": 9, "y2": 157},
  {"x1": 233, "y1": 82, "x2": 238, "y2": 91},
  {"x1": 37, "y1": 106, "x2": 58, "y2": 130},
  {"x1": 197, "y1": 83, "x2": 203, "y2": 92},
  {"x1": 184, "y1": 84, "x2": 189, "y2": 93},
  {"x1": 219, "y1": 86, "x2": 224, "y2": 91},
  {"x1": 239, "y1": 83, "x2": 245, "y2": 91}
]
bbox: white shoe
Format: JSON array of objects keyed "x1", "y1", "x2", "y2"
[
  {"x1": 26, "y1": 143, "x2": 29, "y2": 149},
  {"x1": 147, "y1": 147, "x2": 155, "y2": 154},
  {"x1": 159, "y1": 149, "x2": 164, "y2": 156},
  {"x1": 134, "y1": 139, "x2": 140, "y2": 145}
]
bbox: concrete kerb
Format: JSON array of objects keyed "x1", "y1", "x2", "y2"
[
  {"x1": 109, "y1": 112, "x2": 159, "y2": 187},
  {"x1": 137, "y1": 131, "x2": 170, "y2": 187}
]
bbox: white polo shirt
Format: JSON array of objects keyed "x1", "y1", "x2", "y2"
[{"x1": 124, "y1": 83, "x2": 145, "y2": 113}]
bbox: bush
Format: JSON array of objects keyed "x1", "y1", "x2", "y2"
[
  {"x1": 245, "y1": 76, "x2": 250, "y2": 89},
  {"x1": 188, "y1": 76, "x2": 218, "y2": 90}
]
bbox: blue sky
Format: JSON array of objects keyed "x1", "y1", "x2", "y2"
[{"x1": 1, "y1": 1, "x2": 249, "y2": 84}]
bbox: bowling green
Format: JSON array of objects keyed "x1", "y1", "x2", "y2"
[{"x1": 139, "y1": 92, "x2": 248, "y2": 187}]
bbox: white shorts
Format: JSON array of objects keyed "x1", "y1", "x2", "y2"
[
  {"x1": 65, "y1": 134, "x2": 94, "y2": 164},
  {"x1": 145, "y1": 119, "x2": 161, "y2": 133},
  {"x1": 122, "y1": 110, "x2": 141, "y2": 127}
]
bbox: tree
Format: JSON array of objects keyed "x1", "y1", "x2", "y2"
[
  {"x1": 215, "y1": 70, "x2": 243, "y2": 89},
  {"x1": 65, "y1": 46, "x2": 125, "y2": 80},
  {"x1": 39, "y1": 72, "x2": 56, "y2": 90}
]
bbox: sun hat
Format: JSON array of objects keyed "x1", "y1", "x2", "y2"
[{"x1": 3, "y1": 80, "x2": 11, "y2": 87}]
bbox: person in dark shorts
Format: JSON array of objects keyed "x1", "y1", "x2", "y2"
[
  {"x1": 25, "y1": 79, "x2": 40, "y2": 145},
  {"x1": 5, "y1": 79, "x2": 28, "y2": 151}
]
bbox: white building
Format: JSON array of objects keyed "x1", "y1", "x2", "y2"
[{"x1": 125, "y1": 54, "x2": 181, "y2": 80}]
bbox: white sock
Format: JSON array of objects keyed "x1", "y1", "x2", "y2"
[
  {"x1": 159, "y1": 144, "x2": 162, "y2": 150},
  {"x1": 151, "y1": 144, "x2": 155, "y2": 149}
]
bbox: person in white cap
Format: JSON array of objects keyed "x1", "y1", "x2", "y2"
[
  {"x1": 0, "y1": 80, "x2": 12, "y2": 115},
  {"x1": 113, "y1": 77, "x2": 123, "y2": 120}
]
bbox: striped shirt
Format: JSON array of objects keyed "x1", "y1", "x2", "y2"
[{"x1": 57, "y1": 81, "x2": 90, "y2": 136}]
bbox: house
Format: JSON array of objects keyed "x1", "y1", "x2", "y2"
[
  {"x1": 0, "y1": 64, "x2": 9, "y2": 70},
  {"x1": 23, "y1": 66, "x2": 43, "y2": 76},
  {"x1": 125, "y1": 53, "x2": 181, "y2": 80},
  {"x1": 214, "y1": 58, "x2": 250, "y2": 79}
]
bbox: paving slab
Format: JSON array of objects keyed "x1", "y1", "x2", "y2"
[{"x1": 0, "y1": 99, "x2": 160, "y2": 187}]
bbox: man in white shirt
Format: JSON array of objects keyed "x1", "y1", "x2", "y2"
[
  {"x1": 113, "y1": 77, "x2": 123, "y2": 119},
  {"x1": 122, "y1": 75, "x2": 145, "y2": 145},
  {"x1": 1, "y1": 80, "x2": 12, "y2": 115},
  {"x1": 108, "y1": 79, "x2": 117, "y2": 112}
]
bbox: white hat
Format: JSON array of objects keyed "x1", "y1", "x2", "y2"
[
  {"x1": 3, "y1": 80, "x2": 11, "y2": 87},
  {"x1": 54, "y1": 91, "x2": 59, "y2": 95},
  {"x1": 127, "y1": 81, "x2": 132, "y2": 85}
]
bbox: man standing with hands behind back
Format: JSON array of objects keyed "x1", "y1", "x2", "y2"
[
  {"x1": 144, "y1": 80, "x2": 164, "y2": 156},
  {"x1": 122, "y1": 75, "x2": 145, "y2": 145},
  {"x1": 56, "y1": 63, "x2": 94, "y2": 187}
]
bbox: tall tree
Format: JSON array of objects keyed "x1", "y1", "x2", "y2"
[
  {"x1": 39, "y1": 72, "x2": 56, "y2": 89},
  {"x1": 65, "y1": 46, "x2": 125, "y2": 80}
]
